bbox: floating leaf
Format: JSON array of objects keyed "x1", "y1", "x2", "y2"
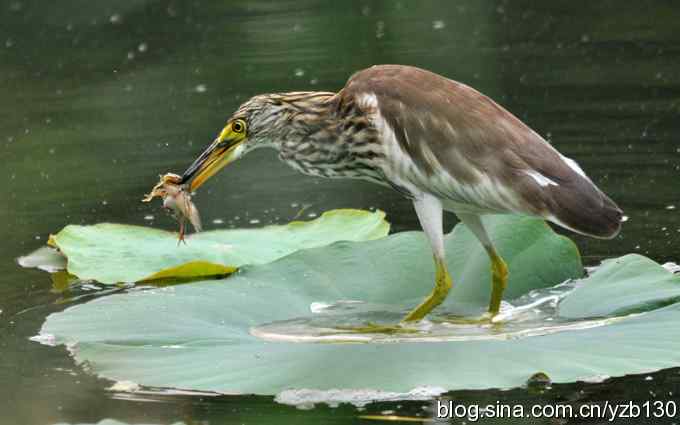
[
  {"x1": 41, "y1": 209, "x2": 389, "y2": 284},
  {"x1": 37, "y1": 215, "x2": 668, "y2": 398},
  {"x1": 559, "y1": 254, "x2": 680, "y2": 318},
  {"x1": 17, "y1": 246, "x2": 67, "y2": 273}
]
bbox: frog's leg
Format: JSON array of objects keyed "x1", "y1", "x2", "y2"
[{"x1": 177, "y1": 219, "x2": 186, "y2": 245}]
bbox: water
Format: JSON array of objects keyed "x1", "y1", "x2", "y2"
[
  {"x1": 2, "y1": 1, "x2": 680, "y2": 424},
  {"x1": 250, "y1": 280, "x2": 639, "y2": 344}
]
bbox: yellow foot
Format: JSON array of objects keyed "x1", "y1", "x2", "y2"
[
  {"x1": 402, "y1": 256, "x2": 452, "y2": 323},
  {"x1": 334, "y1": 322, "x2": 419, "y2": 335},
  {"x1": 433, "y1": 313, "x2": 493, "y2": 326},
  {"x1": 487, "y1": 251, "x2": 509, "y2": 316}
]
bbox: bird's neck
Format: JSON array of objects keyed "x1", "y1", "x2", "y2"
[{"x1": 271, "y1": 91, "x2": 382, "y2": 181}]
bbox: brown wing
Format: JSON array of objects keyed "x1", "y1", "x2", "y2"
[{"x1": 341, "y1": 65, "x2": 622, "y2": 238}]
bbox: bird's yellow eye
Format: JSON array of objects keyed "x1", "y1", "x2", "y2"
[{"x1": 232, "y1": 119, "x2": 246, "y2": 134}]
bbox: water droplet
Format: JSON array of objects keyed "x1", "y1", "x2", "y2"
[
  {"x1": 194, "y1": 84, "x2": 207, "y2": 93},
  {"x1": 580, "y1": 34, "x2": 590, "y2": 43},
  {"x1": 127, "y1": 51, "x2": 135, "y2": 60},
  {"x1": 212, "y1": 218, "x2": 224, "y2": 224},
  {"x1": 5, "y1": 38, "x2": 14, "y2": 48},
  {"x1": 375, "y1": 21, "x2": 385, "y2": 39},
  {"x1": 432, "y1": 20, "x2": 445, "y2": 30},
  {"x1": 294, "y1": 68, "x2": 305, "y2": 78},
  {"x1": 666, "y1": 205, "x2": 676, "y2": 210},
  {"x1": 621, "y1": 215, "x2": 630, "y2": 222},
  {"x1": 109, "y1": 14, "x2": 122, "y2": 24},
  {"x1": 249, "y1": 219, "x2": 261, "y2": 224},
  {"x1": 307, "y1": 212, "x2": 318, "y2": 218},
  {"x1": 144, "y1": 215, "x2": 154, "y2": 221},
  {"x1": 137, "y1": 42, "x2": 148, "y2": 53}
]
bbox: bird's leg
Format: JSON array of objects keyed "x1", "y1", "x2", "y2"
[
  {"x1": 402, "y1": 255, "x2": 452, "y2": 322},
  {"x1": 457, "y1": 213, "x2": 508, "y2": 316},
  {"x1": 336, "y1": 258, "x2": 450, "y2": 332},
  {"x1": 340, "y1": 194, "x2": 449, "y2": 332},
  {"x1": 487, "y1": 247, "x2": 508, "y2": 315},
  {"x1": 402, "y1": 193, "x2": 450, "y2": 323}
]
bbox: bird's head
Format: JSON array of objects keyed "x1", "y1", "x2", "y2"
[{"x1": 179, "y1": 94, "x2": 294, "y2": 191}]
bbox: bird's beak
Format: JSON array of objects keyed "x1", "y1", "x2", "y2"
[{"x1": 181, "y1": 123, "x2": 246, "y2": 191}]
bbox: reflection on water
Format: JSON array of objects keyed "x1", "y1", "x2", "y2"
[
  {"x1": 2, "y1": 0, "x2": 680, "y2": 424},
  {"x1": 250, "y1": 278, "x2": 636, "y2": 344}
]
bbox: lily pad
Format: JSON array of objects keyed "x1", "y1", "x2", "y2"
[
  {"x1": 41, "y1": 209, "x2": 389, "y2": 284},
  {"x1": 559, "y1": 254, "x2": 680, "y2": 318},
  {"x1": 17, "y1": 246, "x2": 67, "y2": 273},
  {"x1": 37, "y1": 215, "x2": 666, "y2": 397}
]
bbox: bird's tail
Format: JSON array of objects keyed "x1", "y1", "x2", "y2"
[{"x1": 547, "y1": 178, "x2": 623, "y2": 239}]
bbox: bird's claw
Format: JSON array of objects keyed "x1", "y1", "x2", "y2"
[
  {"x1": 432, "y1": 314, "x2": 494, "y2": 325},
  {"x1": 334, "y1": 322, "x2": 420, "y2": 335}
]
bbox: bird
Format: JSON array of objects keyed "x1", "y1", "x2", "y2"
[{"x1": 180, "y1": 64, "x2": 623, "y2": 324}]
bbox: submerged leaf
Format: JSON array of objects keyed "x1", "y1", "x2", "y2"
[
  {"x1": 38, "y1": 215, "x2": 668, "y2": 397},
  {"x1": 41, "y1": 209, "x2": 389, "y2": 284},
  {"x1": 50, "y1": 271, "x2": 79, "y2": 293}
]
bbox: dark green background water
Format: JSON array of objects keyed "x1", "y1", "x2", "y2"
[{"x1": 1, "y1": 1, "x2": 679, "y2": 424}]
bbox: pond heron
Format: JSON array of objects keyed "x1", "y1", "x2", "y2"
[{"x1": 181, "y1": 65, "x2": 622, "y2": 323}]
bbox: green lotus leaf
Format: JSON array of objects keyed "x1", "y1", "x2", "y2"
[
  {"x1": 38, "y1": 209, "x2": 389, "y2": 284},
  {"x1": 37, "y1": 215, "x2": 664, "y2": 398},
  {"x1": 559, "y1": 254, "x2": 680, "y2": 318},
  {"x1": 17, "y1": 246, "x2": 67, "y2": 273}
]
